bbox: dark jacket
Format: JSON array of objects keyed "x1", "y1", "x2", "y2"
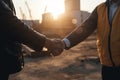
[{"x1": 0, "y1": 0, "x2": 46, "y2": 74}]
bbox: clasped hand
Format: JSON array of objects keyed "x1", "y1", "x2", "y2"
[{"x1": 44, "y1": 38, "x2": 65, "y2": 56}]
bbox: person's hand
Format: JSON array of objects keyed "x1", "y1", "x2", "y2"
[
  {"x1": 51, "y1": 39, "x2": 65, "y2": 56},
  {"x1": 44, "y1": 38, "x2": 65, "y2": 56}
]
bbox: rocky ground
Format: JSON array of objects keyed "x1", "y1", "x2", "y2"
[{"x1": 9, "y1": 33, "x2": 102, "y2": 80}]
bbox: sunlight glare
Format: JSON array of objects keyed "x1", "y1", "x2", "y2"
[{"x1": 45, "y1": 0, "x2": 65, "y2": 19}]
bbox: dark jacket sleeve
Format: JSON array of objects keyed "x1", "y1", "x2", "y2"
[
  {"x1": 65, "y1": 7, "x2": 98, "y2": 49},
  {"x1": 0, "y1": 1, "x2": 46, "y2": 51}
]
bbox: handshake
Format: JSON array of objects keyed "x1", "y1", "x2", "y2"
[{"x1": 44, "y1": 38, "x2": 65, "y2": 56}]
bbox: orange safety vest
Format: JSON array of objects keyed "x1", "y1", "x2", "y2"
[{"x1": 97, "y1": 3, "x2": 120, "y2": 67}]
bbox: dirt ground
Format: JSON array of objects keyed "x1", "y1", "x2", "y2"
[{"x1": 9, "y1": 33, "x2": 102, "y2": 80}]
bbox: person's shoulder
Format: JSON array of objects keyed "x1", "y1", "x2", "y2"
[
  {"x1": 97, "y1": 2, "x2": 106, "y2": 7},
  {"x1": 96, "y1": 2, "x2": 106, "y2": 10}
]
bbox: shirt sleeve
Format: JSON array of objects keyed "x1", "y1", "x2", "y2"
[{"x1": 62, "y1": 38, "x2": 71, "y2": 48}]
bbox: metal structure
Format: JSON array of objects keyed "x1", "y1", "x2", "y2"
[
  {"x1": 64, "y1": 0, "x2": 81, "y2": 27},
  {"x1": 19, "y1": 7, "x2": 26, "y2": 20}
]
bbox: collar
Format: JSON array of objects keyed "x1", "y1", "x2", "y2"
[
  {"x1": 106, "y1": 0, "x2": 120, "y2": 6},
  {"x1": 109, "y1": 0, "x2": 120, "y2": 5}
]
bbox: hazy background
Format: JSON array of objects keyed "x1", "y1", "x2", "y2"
[{"x1": 12, "y1": 0, "x2": 106, "y2": 20}]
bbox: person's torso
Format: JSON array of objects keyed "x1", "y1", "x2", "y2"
[
  {"x1": 97, "y1": 2, "x2": 120, "y2": 67},
  {"x1": 0, "y1": 0, "x2": 23, "y2": 74}
]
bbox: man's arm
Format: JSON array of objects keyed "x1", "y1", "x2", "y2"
[
  {"x1": 63, "y1": 7, "x2": 98, "y2": 49},
  {"x1": 0, "y1": 1, "x2": 47, "y2": 52}
]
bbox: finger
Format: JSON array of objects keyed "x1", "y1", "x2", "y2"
[{"x1": 51, "y1": 49, "x2": 63, "y2": 56}]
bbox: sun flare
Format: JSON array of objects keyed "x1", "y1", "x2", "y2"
[{"x1": 44, "y1": 0, "x2": 65, "y2": 19}]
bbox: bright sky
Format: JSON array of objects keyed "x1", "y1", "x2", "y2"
[{"x1": 12, "y1": 0, "x2": 106, "y2": 20}]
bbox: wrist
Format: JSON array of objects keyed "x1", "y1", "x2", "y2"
[
  {"x1": 62, "y1": 38, "x2": 71, "y2": 49},
  {"x1": 44, "y1": 38, "x2": 52, "y2": 48}
]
